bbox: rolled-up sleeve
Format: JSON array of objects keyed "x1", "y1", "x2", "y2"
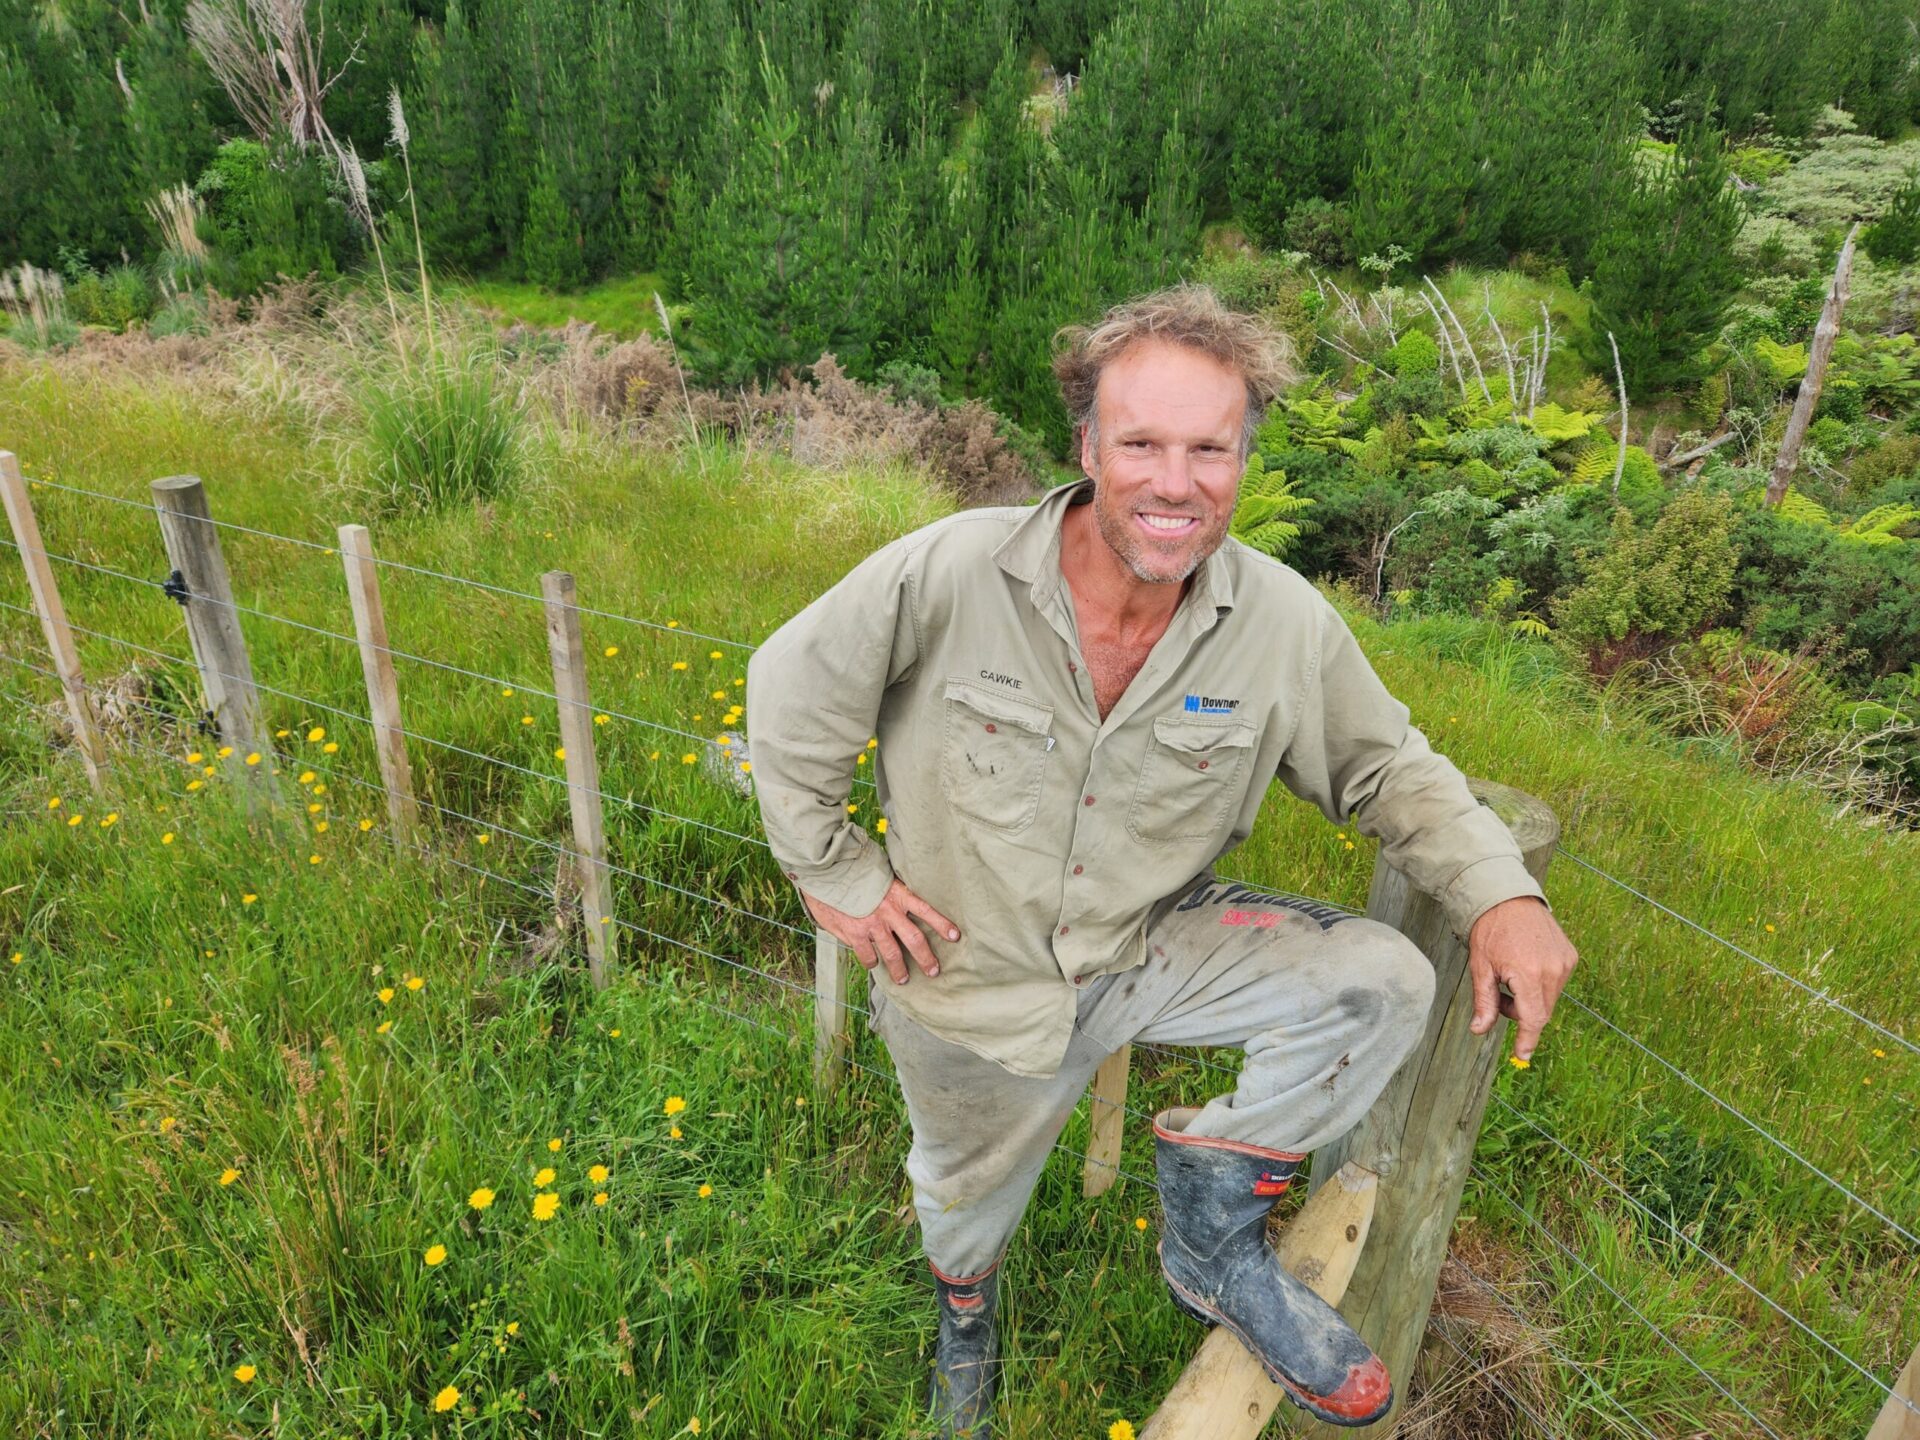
[
  {"x1": 1274, "y1": 596, "x2": 1549, "y2": 941},
  {"x1": 744, "y1": 533, "x2": 923, "y2": 918}
]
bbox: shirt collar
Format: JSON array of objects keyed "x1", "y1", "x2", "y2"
[{"x1": 991, "y1": 476, "x2": 1237, "y2": 619}]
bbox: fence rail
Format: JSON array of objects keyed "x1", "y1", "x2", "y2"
[{"x1": 3, "y1": 452, "x2": 1914, "y2": 1437}]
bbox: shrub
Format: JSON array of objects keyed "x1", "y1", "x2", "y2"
[
  {"x1": 355, "y1": 336, "x2": 528, "y2": 513},
  {"x1": 195, "y1": 136, "x2": 355, "y2": 296},
  {"x1": 1550, "y1": 487, "x2": 1738, "y2": 651},
  {"x1": 1383, "y1": 327, "x2": 1439, "y2": 378},
  {"x1": 1280, "y1": 199, "x2": 1354, "y2": 268},
  {"x1": 67, "y1": 264, "x2": 155, "y2": 332},
  {"x1": 1864, "y1": 168, "x2": 1920, "y2": 266},
  {"x1": 521, "y1": 152, "x2": 584, "y2": 291}
]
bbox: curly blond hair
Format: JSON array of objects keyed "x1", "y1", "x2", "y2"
[{"x1": 1051, "y1": 283, "x2": 1297, "y2": 460}]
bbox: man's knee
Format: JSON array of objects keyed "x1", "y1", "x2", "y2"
[{"x1": 1339, "y1": 919, "x2": 1436, "y2": 1039}]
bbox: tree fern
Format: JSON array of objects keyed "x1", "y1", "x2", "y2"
[
  {"x1": 1231, "y1": 453, "x2": 1318, "y2": 560},
  {"x1": 1838, "y1": 502, "x2": 1920, "y2": 545}
]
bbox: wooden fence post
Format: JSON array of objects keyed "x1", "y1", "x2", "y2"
[
  {"x1": 1296, "y1": 776, "x2": 1559, "y2": 1439},
  {"x1": 1865, "y1": 1339, "x2": 1920, "y2": 1440},
  {"x1": 1083, "y1": 1045, "x2": 1130, "y2": 1197},
  {"x1": 0, "y1": 450, "x2": 107, "y2": 793},
  {"x1": 337, "y1": 524, "x2": 419, "y2": 842},
  {"x1": 540, "y1": 570, "x2": 614, "y2": 990},
  {"x1": 150, "y1": 475, "x2": 275, "y2": 812},
  {"x1": 1141, "y1": 1162, "x2": 1380, "y2": 1440},
  {"x1": 814, "y1": 930, "x2": 853, "y2": 1088}
]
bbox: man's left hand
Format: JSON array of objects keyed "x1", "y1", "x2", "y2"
[{"x1": 1467, "y1": 896, "x2": 1579, "y2": 1064}]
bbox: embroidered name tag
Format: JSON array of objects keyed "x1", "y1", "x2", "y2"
[{"x1": 1182, "y1": 693, "x2": 1240, "y2": 714}]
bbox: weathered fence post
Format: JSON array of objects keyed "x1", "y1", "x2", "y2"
[
  {"x1": 337, "y1": 523, "x2": 419, "y2": 842},
  {"x1": 814, "y1": 931, "x2": 853, "y2": 1088},
  {"x1": 1083, "y1": 1045, "x2": 1130, "y2": 1197},
  {"x1": 1865, "y1": 1339, "x2": 1920, "y2": 1440},
  {"x1": 1141, "y1": 1162, "x2": 1380, "y2": 1439},
  {"x1": 150, "y1": 475, "x2": 276, "y2": 812},
  {"x1": 0, "y1": 450, "x2": 107, "y2": 793},
  {"x1": 1296, "y1": 776, "x2": 1559, "y2": 1438},
  {"x1": 540, "y1": 570, "x2": 615, "y2": 990}
]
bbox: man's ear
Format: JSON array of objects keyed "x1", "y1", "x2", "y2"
[{"x1": 1079, "y1": 422, "x2": 1096, "y2": 480}]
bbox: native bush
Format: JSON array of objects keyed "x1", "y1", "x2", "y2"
[
  {"x1": 1280, "y1": 200, "x2": 1354, "y2": 269},
  {"x1": 1550, "y1": 488, "x2": 1739, "y2": 651},
  {"x1": 1864, "y1": 167, "x2": 1920, "y2": 265},
  {"x1": 194, "y1": 137, "x2": 357, "y2": 295}
]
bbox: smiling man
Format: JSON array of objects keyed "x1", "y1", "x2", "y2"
[{"x1": 744, "y1": 285, "x2": 1579, "y2": 1436}]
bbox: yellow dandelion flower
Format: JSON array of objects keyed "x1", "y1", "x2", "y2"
[
  {"x1": 711, "y1": 689, "x2": 726, "y2": 700},
  {"x1": 876, "y1": 818, "x2": 888, "y2": 834},
  {"x1": 532, "y1": 1191, "x2": 560, "y2": 1221},
  {"x1": 433, "y1": 1385, "x2": 459, "y2": 1412},
  {"x1": 187, "y1": 752, "x2": 204, "y2": 764},
  {"x1": 202, "y1": 765, "x2": 215, "y2": 776},
  {"x1": 159, "y1": 1116, "x2": 177, "y2": 1133},
  {"x1": 593, "y1": 1190, "x2": 608, "y2": 1206},
  {"x1": 186, "y1": 780, "x2": 203, "y2": 792},
  {"x1": 739, "y1": 761, "x2": 751, "y2": 774},
  {"x1": 1508, "y1": 1055, "x2": 1531, "y2": 1070},
  {"x1": 468, "y1": 1187, "x2": 495, "y2": 1211},
  {"x1": 554, "y1": 747, "x2": 566, "y2": 761},
  {"x1": 689, "y1": 1419, "x2": 701, "y2": 1435},
  {"x1": 100, "y1": 812, "x2": 119, "y2": 827},
  {"x1": 506, "y1": 1321, "x2": 520, "y2": 1334},
  {"x1": 520, "y1": 715, "x2": 534, "y2": 726},
  {"x1": 376, "y1": 1020, "x2": 393, "y2": 1035},
  {"x1": 664, "y1": 1096, "x2": 686, "y2": 1116},
  {"x1": 691, "y1": 713, "x2": 702, "y2": 721},
  {"x1": 548, "y1": 1137, "x2": 563, "y2": 1153},
  {"x1": 669, "y1": 1125, "x2": 682, "y2": 1139},
  {"x1": 856, "y1": 753, "x2": 867, "y2": 765},
  {"x1": 379, "y1": 988, "x2": 395, "y2": 1004},
  {"x1": 217, "y1": 745, "x2": 234, "y2": 759},
  {"x1": 604, "y1": 645, "x2": 620, "y2": 657},
  {"x1": 588, "y1": 1164, "x2": 609, "y2": 1184},
  {"x1": 298, "y1": 771, "x2": 315, "y2": 785},
  {"x1": 67, "y1": 813, "x2": 84, "y2": 826},
  {"x1": 502, "y1": 687, "x2": 514, "y2": 697},
  {"x1": 314, "y1": 821, "x2": 329, "y2": 834},
  {"x1": 1134, "y1": 1217, "x2": 1148, "y2": 1231},
  {"x1": 681, "y1": 753, "x2": 696, "y2": 765},
  {"x1": 709, "y1": 650, "x2": 722, "y2": 659},
  {"x1": 307, "y1": 726, "x2": 325, "y2": 743},
  {"x1": 244, "y1": 752, "x2": 261, "y2": 766},
  {"x1": 609, "y1": 1027, "x2": 621, "y2": 1037},
  {"x1": 734, "y1": 678, "x2": 745, "y2": 687},
  {"x1": 671, "y1": 661, "x2": 688, "y2": 671},
  {"x1": 476, "y1": 833, "x2": 491, "y2": 846},
  {"x1": 308, "y1": 803, "x2": 323, "y2": 815},
  {"x1": 9, "y1": 953, "x2": 20, "y2": 965},
  {"x1": 162, "y1": 833, "x2": 175, "y2": 845},
  {"x1": 867, "y1": 737, "x2": 878, "y2": 749},
  {"x1": 47, "y1": 796, "x2": 62, "y2": 809},
  {"x1": 594, "y1": 714, "x2": 610, "y2": 725},
  {"x1": 234, "y1": 1363, "x2": 256, "y2": 1383},
  {"x1": 219, "y1": 1168, "x2": 240, "y2": 1186},
  {"x1": 308, "y1": 854, "x2": 322, "y2": 866},
  {"x1": 847, "y1": 804, "x2": 858, "y2": 815},
  {"x1": 275, "y1": 728, "x2": 289, "y2": 738},
  {"x1": 1448, "y1": 715, "x2": 1458, "y2": 724},
  {"x1": 650, "y1": 750, "x2": 661, "y2": 760},
  {"x1": 358, "y1": 818, "x2": 374, "y2": 832},
  {"x1": 534, "y1": 1167, "x2": 555, "y2": 1187},
  {"x1": 424, "y1": 1243, "x2": 447, "y2": 1266},
  {"x1": 1873, "y1": 1048, "x2": 1887, "y2": 1058},
  {"x1": 1764, "y1": 923, "x2": 1776, "y2": 933},
  {"x1": 717, "y1": 736, "x2": 731, "y2": 746},
  {"x1": 1336, "y1": 831, "x2": 1346, "y2": 840},
  {"x1": 698, "y1": 1183, "x2": 713, "y2": 1199},
  {"x1": 1109, "y1": 1422, "x2": 1135, "y2": 1440},
  {"x1": 406, "y1": 975, "x2": 424, "y2": 992},
  {"x1": 322, "y1": 742, "x2": 338, "y2": 754},
  {"x1": 1343, "y1": 841, "x2": 1355, "y2": 850},
  {"x1": 242, "y1": 893, "x2": 258, "y2": 906}
]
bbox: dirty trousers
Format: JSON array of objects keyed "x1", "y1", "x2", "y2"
[{"x1": 865, "y1": 879, "x2": 1437, "y2": 1282}]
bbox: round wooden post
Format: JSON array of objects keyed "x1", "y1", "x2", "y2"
[
  {"x1": 1296, "y1": 777, "x2": 1559, "y2": 1438},
  {"x1": 337, "y1": 523, "x2": 420, "y2": 842},
  {"x1": 0, "y1": 450, "x2": 107, "y2": 793},
  {"x1": 150, "y1": 475, "x2": 276, "y2": 812},
  {"x1": 540, "y1": 570, "x2": 615, "y2": 989}
]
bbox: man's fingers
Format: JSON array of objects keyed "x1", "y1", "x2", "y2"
[
  {"x1": 1510, "y1": 986, "x2": 1548, "y2": 1061},
  {"x1": 1469, "y1": 953, "x2": 1500, "y2": 1034},
  {"x1": 895, "y1": 920, "x2": 942, "y2": 978},
  {"x1": 870, "y1": 929, "x2": 909, "y2": 986},
  {"x1": 902, "y1": 891, "x2": 961, "y2": 942}
]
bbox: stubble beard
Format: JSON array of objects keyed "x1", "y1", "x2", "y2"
[{"x1": 1088, "y1": 460, "x2": 1234, "y2": 587}]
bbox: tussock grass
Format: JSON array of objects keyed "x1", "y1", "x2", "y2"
[{"x1": 1, "y1": 359, "x2": 1916, "y2": 1436}]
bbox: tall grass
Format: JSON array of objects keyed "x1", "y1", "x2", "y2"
[{"x1": 352, "y1": 334, "x2": 528, "y2": 514}]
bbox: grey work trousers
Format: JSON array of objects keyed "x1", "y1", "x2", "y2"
[{"x1": 866, "y1": 877, "x2": 1436, "y2": 1282}]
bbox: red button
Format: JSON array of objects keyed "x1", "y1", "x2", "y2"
[
  {"x1": 1197, "y1": 760, "x2": 1209, "y2": 770},
  {"x1": 1084, "y1": 795, "x2": 1096, "y2": 806},
  {"x1": 984, "y1": 723, "x2": 997, "y2": 733},
  {"x1": 1073, "y1": 864, "x2": 1084, "y2": 875},
  {"x1": 1073, "y1": 974, "x2": 1085, "y2": 985},
  {"x1": 1059, "y1": 925, "x2": 1070, "y2": 936},
  {"x1": 1069, "y1": 662, "x2": 1078, "y2": 673}
]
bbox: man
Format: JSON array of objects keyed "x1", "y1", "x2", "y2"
[{"x1": 744, "y1": 285, "x2": 1579, "y2": 1434}]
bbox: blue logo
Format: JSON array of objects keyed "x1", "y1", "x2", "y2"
[{"x1": 1182, "y1": 694, "x2": 1240, "y2": 715}]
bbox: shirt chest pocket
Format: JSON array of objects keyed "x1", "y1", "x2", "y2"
[
  {"x1": 941, "y1": 678, "x2": 1056, "y2": 833},
  {"x1": 1127, "y1": 715, "x2": 1258, "y2": 843}
]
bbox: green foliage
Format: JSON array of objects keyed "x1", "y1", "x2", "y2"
[
  {"x1": 1279, "y1": 199, "x2": 1354, "y2": 268},
  {"x1": 1864, "y1": 167, "x2": 1920, "y2": 265},
  {"x1": 1550, "y1": 488, "x2": 1738, "y2": 647},
  {"x1": 1229, "y1": 452, "x2": 1318, "y2": 559},
  {"x1": 67, "y1": 264, "x2": 155, "y2": 332},
  {"x1": 355, "y1": 337, "x2": 528, "y2": 513},
  {"x1": 1751, "y1": 336, "x2": 1808, "y2": 383},
  {"x1": 1383, "y1": 328, "x2": 1439, "y2": 379},
  {"x1": 1581, "y1": 120, "x2": 1745, "y2": 394},
  {"x1": 194, "y1": 137, "x2": 356, "y2": 295},
  {"x1": 520, "y1": 152, "x2": 585, "y2": 291}
]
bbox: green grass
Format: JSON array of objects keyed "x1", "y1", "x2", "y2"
[
  {"x1": 1, "y1": 358, "x2": 1916, "y2": 1437},
  {"x1": 440, "y1": 273, "x2": 669, "y2": 339}
]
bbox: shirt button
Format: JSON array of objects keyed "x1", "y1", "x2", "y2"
[
  {"x1": 1073, "y1": 974, "x2": 1085, "y2": 985},
  {"x1": 1059, "y1": 925, "x2": 1070, "y2": 936},
  {"x1": 1197, "y1": 760, "x2": 1209, "y2": 770},
  {"x1": 1073, "y1": 864, "x2": 1084, "y2": 876},
  {"x1": 984, "y1": 723, "x2": 997, "y2": 733},
  {"x1": 1083, "y1": 795, "x2": 1096, "y2": 806}
]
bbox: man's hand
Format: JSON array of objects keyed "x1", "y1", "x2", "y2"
[
  {"x1": 802, "y1": 877, "x2": 962, "y2": 987},
  {"x1": 1467, "y1": 896, "x2": 1579, "y2": 1063}
]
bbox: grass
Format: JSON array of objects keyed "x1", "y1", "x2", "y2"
[
  {"x1": 441, "y1": 273, "x2": 669, "y2": 339},
  {"x1": 1, "y1": 356, "x2": 1916, "y2": 1437}
]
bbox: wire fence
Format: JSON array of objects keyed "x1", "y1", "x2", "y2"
[{"x1": 3, "y1": 467, "x2": 1916, "y2": 1436}]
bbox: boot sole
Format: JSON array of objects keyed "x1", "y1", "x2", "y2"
[{"x1": 1158, "y1": 1244, "x2": 1391, "y2": 1430}]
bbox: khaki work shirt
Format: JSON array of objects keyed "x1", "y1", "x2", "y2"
[{"x1": 744, "y1": 478, "x2": 1549, "y2": 1078}]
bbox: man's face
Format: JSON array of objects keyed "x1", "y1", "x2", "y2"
[{"x1": 1078, "y1": 339, "x2": 1247, "y2": 587}]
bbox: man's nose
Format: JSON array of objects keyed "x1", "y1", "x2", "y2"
[{"x1": 1152, "y1": 451, "x2": 1198, "y2": 502}]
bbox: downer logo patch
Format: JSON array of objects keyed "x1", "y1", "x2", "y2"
[{"x1": 1182, "y1": 694, "x2": 1240, "y2": 715}]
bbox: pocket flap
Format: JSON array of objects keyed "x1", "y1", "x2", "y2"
[
  {"x1": 1151, "y1": 714, "x2": 1255, "y2": 754},
  {"x1": 944, "y1": 678, "x2": 1054, "y2": 735}
]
